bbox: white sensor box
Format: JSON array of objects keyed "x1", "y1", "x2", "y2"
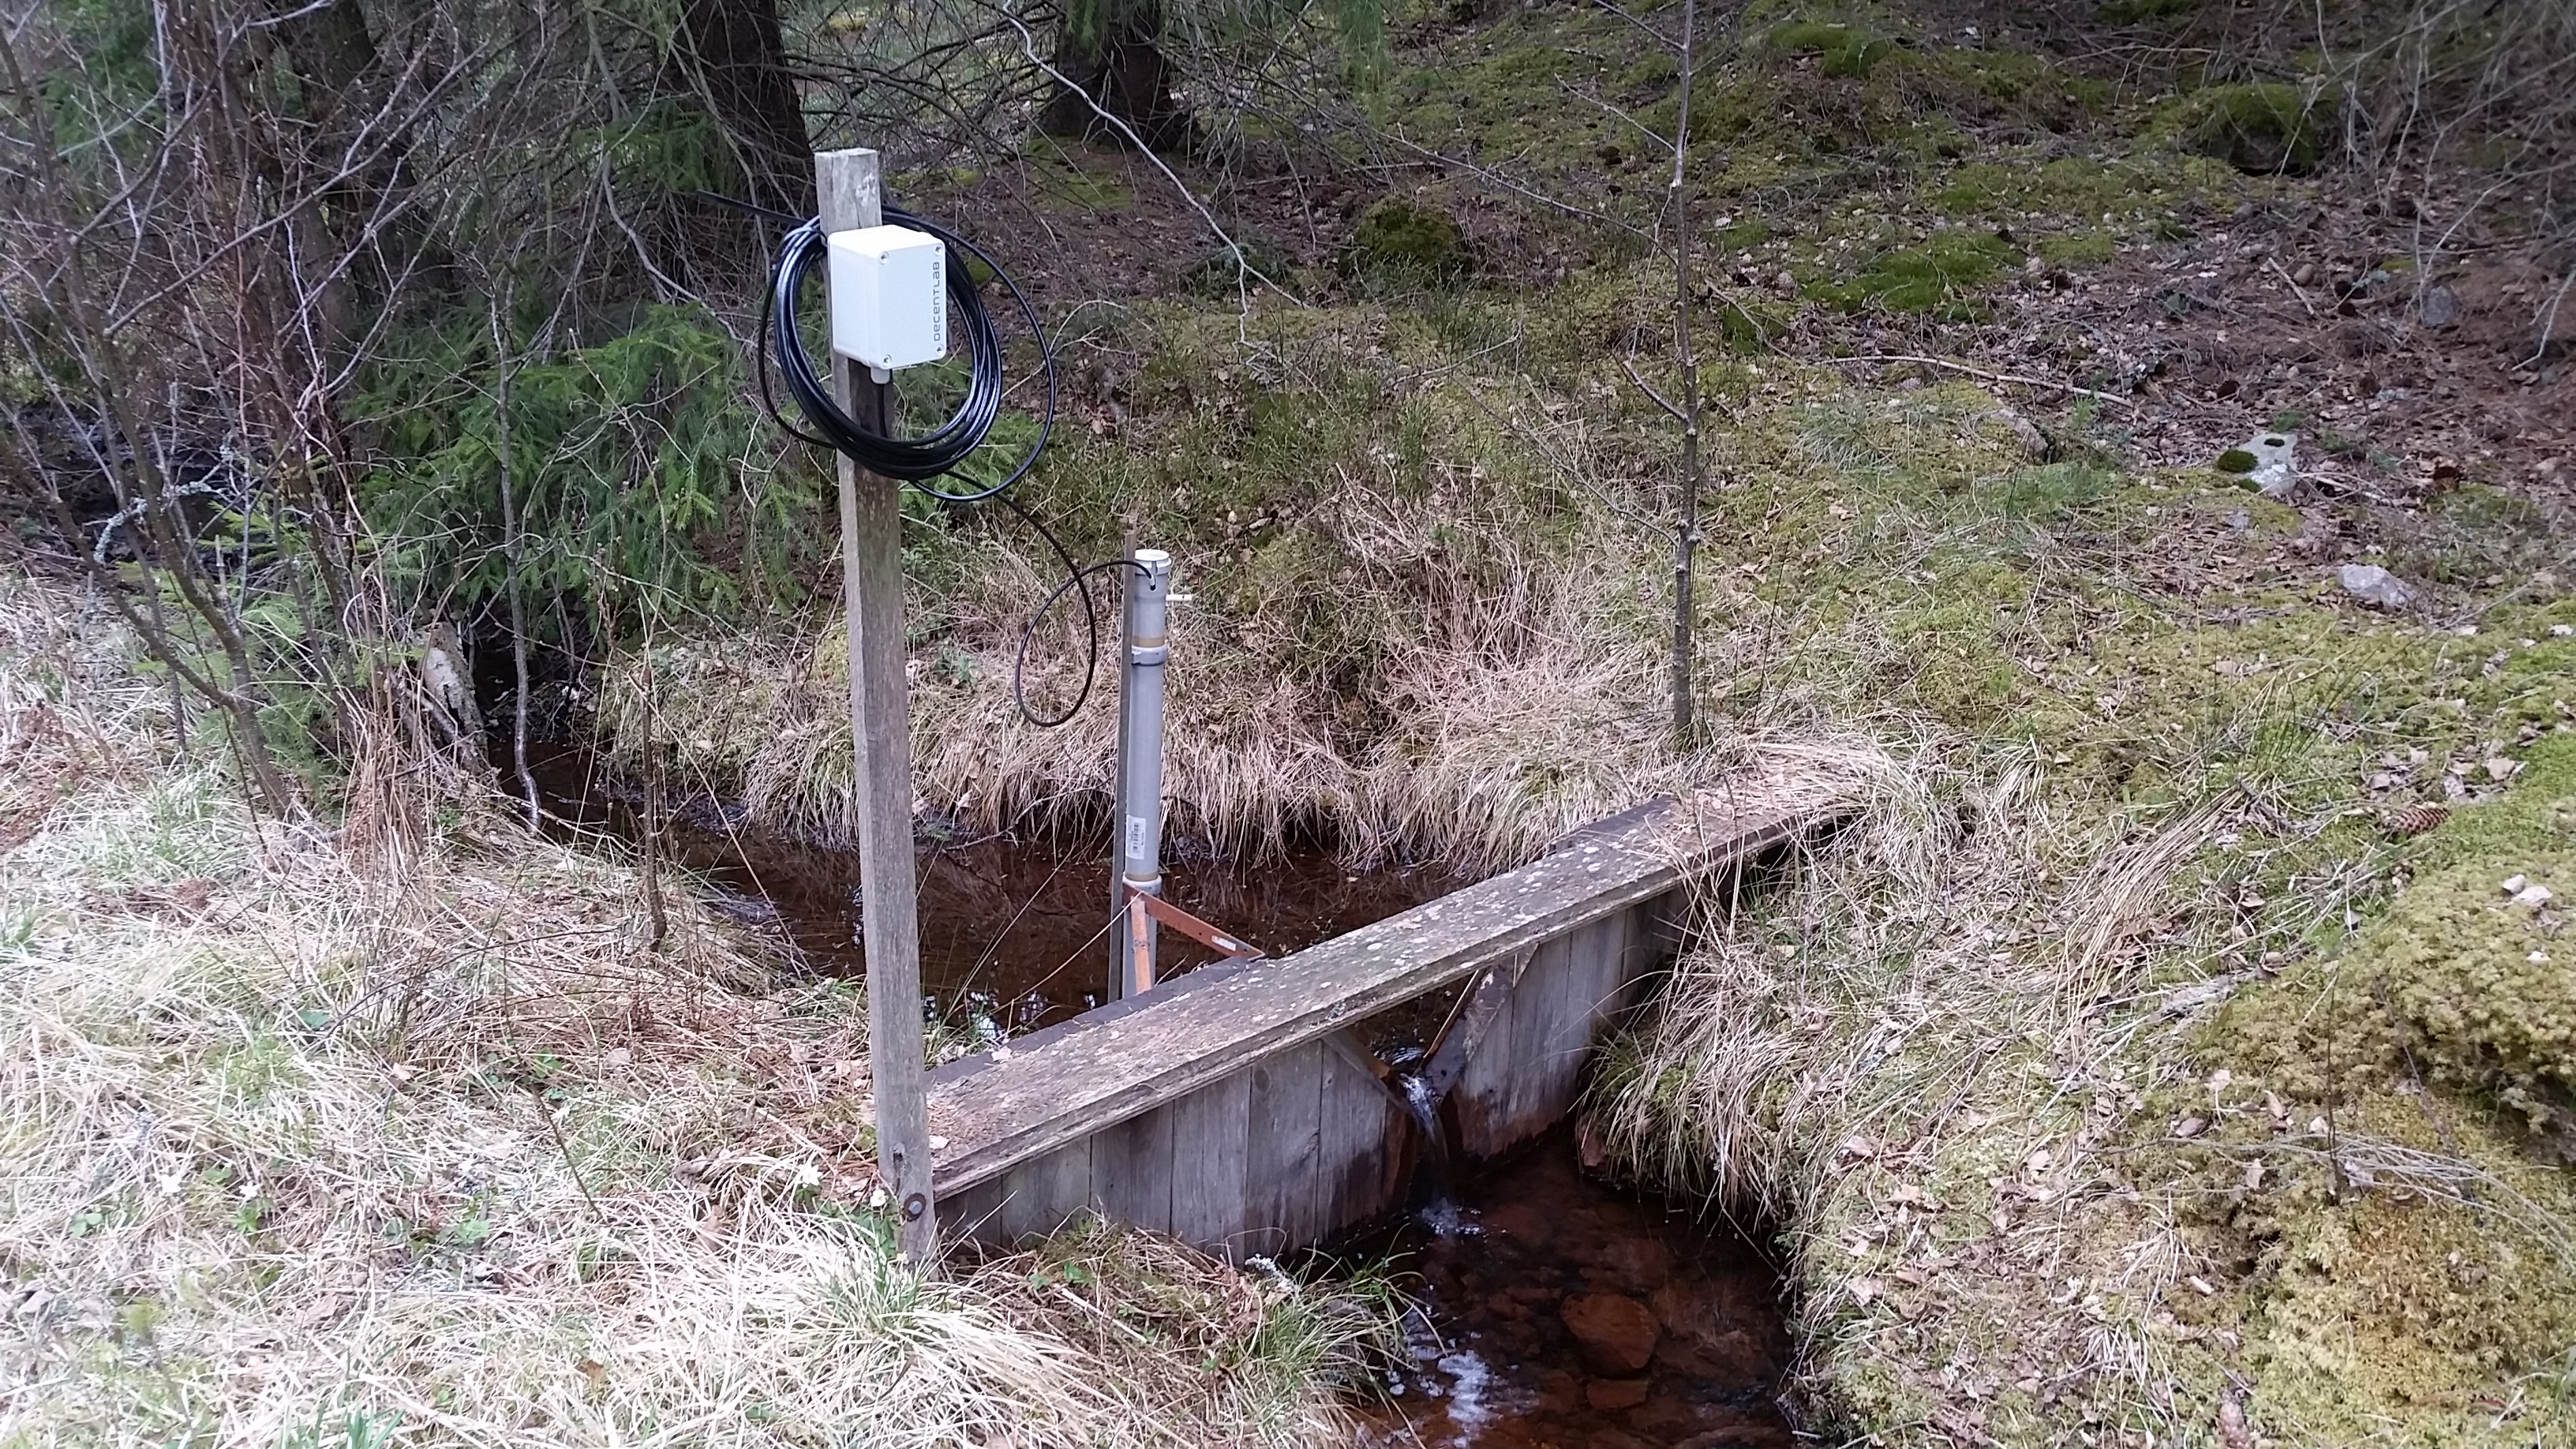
[{"x1": 827, "y1": 224, "x2": 947, "y2": 373}]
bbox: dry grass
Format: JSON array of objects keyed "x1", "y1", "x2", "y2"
[
  {"x1": 602, "y1": 498, "x2": 1713, "y2": 874},
  {"x1": 0, "y1": 572, "x2": 1384, "y2": 1449},
  {"x1": 1596, "y1": 717, "x2": 2576, "y2": 1441},
  {"x1": 1593, "y1": 738, "x2": 2230, "y2": 1434}
]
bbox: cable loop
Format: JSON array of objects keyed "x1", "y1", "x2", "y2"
[
  {"x1": 760, "y1": 205, "x2": 1055, "y2": 501},
  {"x1": 751, "y1": 197, "x2": 1134, "y2": 732}
]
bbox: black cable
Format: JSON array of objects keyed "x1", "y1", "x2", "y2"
[
  {"x1": 762, "y1": 205, "x2": 1054, "y2": 503},
  {"x1": 995, "y1": 492, "x2": 1146, "y2": 729},
  {"x1": 724, "y1": 190, "x2": 1129, "y2": 731}
]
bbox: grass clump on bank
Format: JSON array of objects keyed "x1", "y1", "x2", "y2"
[
  {"x1": 0, "y1": 575, "x2": 1391, "y2": 1448},
  {"x1": 1589, "y1": 482, "x2": 2576, "y2": 1444}
]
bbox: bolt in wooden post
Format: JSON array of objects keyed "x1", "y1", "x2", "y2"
[{"x1": 817, "y1": 147, "x2": 938, "y2": 1264}]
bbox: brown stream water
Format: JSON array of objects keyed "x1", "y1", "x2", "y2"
[
  {"x1": 519, "y1": 743, "x2": 1793, "y2": 1446},
  {"x1": 1344, "y1": 1130, "x2": 1794, "y2": 1449},
  {"x1": 519, "y1": 742, "x2": 1462, "y2": 1044}
]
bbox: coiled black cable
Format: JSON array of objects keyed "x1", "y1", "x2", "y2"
[
  {"x1": 720, "y1": 190, "x2": 1128, "y2": 728},
  {"x1": 761, "y1": 204, "x2": 1054, "y2": 503}
]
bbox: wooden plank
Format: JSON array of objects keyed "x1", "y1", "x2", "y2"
[
  {"x1": 1415, "y1": 948, "x2": 1532, "y2": 1106},
  {"x1": 1451, "y1": 944, "x2": 1524, "y2": 1160},
  {"x1": 1638, "y1": 883, "x2": 1695, "y2": 959},
  {"x1": 1041, "y1": 1138, "x2": 1094, "y2": 1235},
  {"x1": 926, "y1": 778, "x2": 1838, "y2": 1196},
  {"x1": 1089, "y1": 1102, "x2": 1174, "y2": 1237},
  {"x1": 998, "y1": 1159, "x2": 1049, "y2": 1242},
  {"x1": 1243, "y1": 1040, "x2": 1325, "y2": 1256},
  {"x1": 1318, "y1": 1040, "x2": 1410, "y2": 1234},
  {"x1": 1612, "y1": 897, "x2": 1672, "y2": 1013},
  {"x1": 943, "y1": 1174, "x2": 1009, "y2": 1249},
  {"x1": 1512, "y1": 912, "x2": 1627, "y2": 1143},
  {"x1": 998, "y1": 1138, "x2": 1096, "y2": 1242},
  {"x1": 1165, "y1": 1068, "x2": 1252, "y2": 1256},
  {"x1": 1453, "y1": 911, "x2": 1631, "y2": 1161}
]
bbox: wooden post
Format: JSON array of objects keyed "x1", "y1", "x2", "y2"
[{"x1": 818, "y1": 148, "x2": 938, "y2": 1263}]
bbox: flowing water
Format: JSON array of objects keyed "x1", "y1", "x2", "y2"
[{"x1": 1344, "y1": 1129, "x2": 1795, "y2": 1449}]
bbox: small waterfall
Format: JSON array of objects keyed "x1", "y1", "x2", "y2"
[{"x1": 1402, "y1": 1072, "x2": 1473, "y2": 1234}]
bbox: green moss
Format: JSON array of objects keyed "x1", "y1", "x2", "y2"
[
  {"x1": 1980, "y1": 462, "x2": 2118, "y2": 519},
  {"x1": 2036, "y1": 231, "x2": 2116, "y2": 265},
  {"x1": 2371, "y1": 854, "x2": 2575, "y2": 1140},
  {"x1": 1936, "y1": 152, "x2": 2236, "y2": 225},
  {"x1": 1020, "y1": 150, "x2": 1133, "y2": 212},
  {"x1": 1344, "y1": 197, "x2": 1473, "y2": 286},
  {"x1": 2215, "y1": 447, "x2": 2259, "y2": 473},
  {"x1": 1810, "y1": 232, "x2": 2017, "y2": 314},
  {"x1": 2384, "y1": 483, "x2": 2560, "y2": 586},
  {"x1": 2167, "y1": 81, "x2": 2339, "y2": 175},
  {"x1": 2230, "y1": 1112, "x2": 2576, "y2": 1428},
  {"x1": 2211, "y1": 733, "x2": 2576, "y2": 1141}
]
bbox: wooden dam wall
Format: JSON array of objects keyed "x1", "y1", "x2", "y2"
[{"x1": 921, "y1": 771, "x2": 1844, "y2": 1260}]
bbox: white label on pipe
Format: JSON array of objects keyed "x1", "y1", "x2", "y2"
[{"x1": 1124, "y1": 814, "x2": 1147, "y2": 858}]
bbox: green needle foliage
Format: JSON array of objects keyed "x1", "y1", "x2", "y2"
[{"x1": 355, "y1": 307, "x2": 828, "y2": 630}]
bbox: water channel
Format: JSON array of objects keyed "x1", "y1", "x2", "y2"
[{"x1": 522, "y1": 743, "x2": 1793, "y2": 1446}]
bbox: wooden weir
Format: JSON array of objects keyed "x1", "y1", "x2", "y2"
[{"x1": 923, "y1": 767, "x2": 1848, "y2": 1259}]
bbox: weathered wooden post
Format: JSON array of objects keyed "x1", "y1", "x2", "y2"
[{"x1": 817, "y1": 148, "x2": 938, "y2": 1263}]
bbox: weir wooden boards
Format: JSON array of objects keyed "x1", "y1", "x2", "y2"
[{"x1": 923, "y1": 766, "x2": 1848, "y2": 1256}]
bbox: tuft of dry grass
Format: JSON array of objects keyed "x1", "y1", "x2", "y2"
[
  {"x1": 0, "y1": 572, "x2": 1384, "y2": 1449},
  {"x1": 1596, "y1": 716, "x2": 2576, "y2": 1442},
  {"x1": 1593, "y1": 738, "x2": 2225, "y2": 1433},
  {"x1": 601, "y1": 499, "x2": 1720, "y2": 875}
]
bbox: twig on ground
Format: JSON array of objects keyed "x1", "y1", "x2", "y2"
[
  {"x1": 2265, "y1": 256, "x2": 2320, "y2": 319},
  {"x1": 1820, "y1": 354, "x2": 2139, "y2": 410}
]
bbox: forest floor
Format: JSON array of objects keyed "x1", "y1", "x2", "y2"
[
  {"x1": 601, "y1": 2, "x2": 2576, "y2": 1443},
  {"x1": 8, "y1": 1, "x2": 2574, "y2": 1446}
]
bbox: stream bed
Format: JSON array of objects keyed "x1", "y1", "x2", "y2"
[
  {"x1": 519, "y1": 741, "x2": 1460, "y2": 1041},
  {"x1": 1343, "y1": 1129, "x2": 1793, "y2": 1449},
  {"x1": 520, "y1": 743, "x2": 1793, "y2": 1446}
]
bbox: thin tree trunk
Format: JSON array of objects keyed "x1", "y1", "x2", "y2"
[
  {"x1": 1668, "y1": 0, "x2": 1702, "y2": 747},
  {"x1": 489, "y1": 299, "x2": 541, "y2": 827}
]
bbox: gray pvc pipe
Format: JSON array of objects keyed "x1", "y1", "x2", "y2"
[{"x1": 1115, "y1": 550, "x2": 1173, "y2": 997}]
